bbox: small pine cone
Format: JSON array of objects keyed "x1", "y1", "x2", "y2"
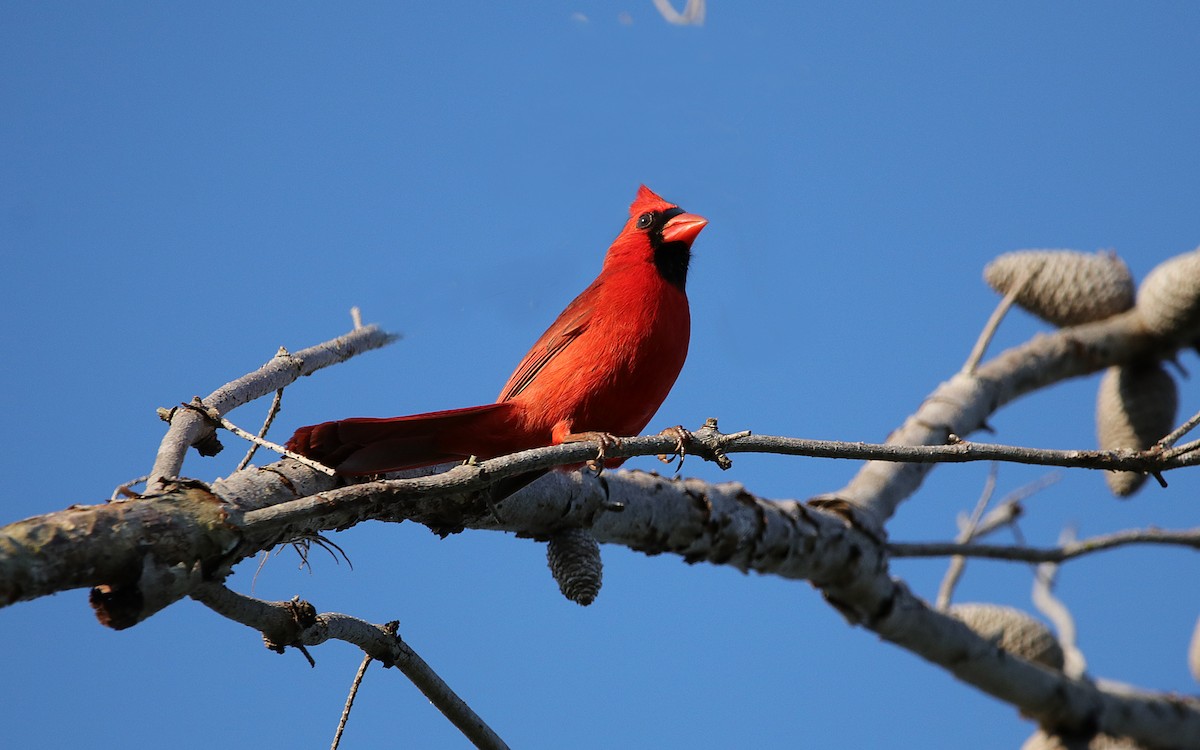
[
  {"x1": 949, "y1": 603, "x2": 1064, "y2": 670},
  {"x1": 983, "y1": 250, "x2": 1134, "y2": 326},
  {"x1": 1095, "y1": 362, "x2": 1178, "y2": 497},
  {"x1": 547, "y1": 528, "x2": 602, "y2": 606},
  {"x1": 1136, "y1": 247, "x2": 1200, "y2": 340}
]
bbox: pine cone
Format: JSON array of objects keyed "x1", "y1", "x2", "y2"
[
  {"x1": 983, "y1": 250, "x2": 1134, "y2": 326},
  {"x1": 1136, "y1": 246, "x2": 1200, "y2": 341},
  {"x1": 1095, "y1": 363, "x2": 1178, "y2": 497},
  {"x1": 547, "y1": 528, "x2": 603, "y2": 606},
  {"x1": 949, "y1": 602, "x2": 1064, "y2": 669}
]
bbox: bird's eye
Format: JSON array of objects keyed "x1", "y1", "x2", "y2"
[{"x1": 635, "y1": 212, "x2": 654, "y2": 229}]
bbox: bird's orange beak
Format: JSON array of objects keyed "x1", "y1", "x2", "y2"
[{"x1": 660, "y1": 213, "x2": 708, "y2": 245}]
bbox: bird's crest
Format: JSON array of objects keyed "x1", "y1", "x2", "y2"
[{"x1": 630, "y1": 184, "x2": 674, "y2": 215}]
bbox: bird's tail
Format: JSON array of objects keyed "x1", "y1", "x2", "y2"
[{"x1": 286, "y1": 402, "x2": 516, "y2": 475}]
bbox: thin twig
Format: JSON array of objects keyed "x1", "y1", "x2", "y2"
[
  {"x1": 220, "y1": 414, "x2": 336, "y2": 476},
  {"x1": 962, "y1": 471, "x2": 1059, "y2": 538},
  {"x1": 233, "y1": 428, "x2": 1198, "y2": 545},
  {"x1": 319, "y1": 428, "x2": 1200, "y2": 492},
  {"x1": 1159, "y1": 407, "x2": 1200, "y2": 450},
  {"x1": 719, "y1": 433, "x2": 1200, "y2": 472},
  {"x1": 971, "y1": 500, "x2": 1023, "y2": 539},
  {"x1": 934, "y1": 470, "x2": 1060, "y2": 609},
  {"x1": 251, "y1": 550, "x2": 270, "y2": 594},
  {"x1": 936, "y1": 464, "x2": 999, "y2": 609},
  {"x1": 350, "y1": 306, "x2": 363, "y2": 330},
  {"x1": 889, "y1": 525, "x2": 1200, "y2": 563},
  {"x1": 1033, "y1": 528, "x2": 1087, "y2": 679},
  {"x1": 962, "y1": 274, "x2": 1029, "y2": 374},
  {"x1": 332, "y1": 653, "x2": 372, "y2": 750},
  {"x1": 1163, "y1": 436, "x2": 1200, "y2": 461},
  {"x1": 110, "y1": 475, "x2": 149, "y2": 502},
  {"x1": 236, "y1": 388, "x2": 285, "y2": 472}
]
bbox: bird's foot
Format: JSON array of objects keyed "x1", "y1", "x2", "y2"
[
  {"x1": 561, "y1": 431, "x2": 622, "y2": 473},
  {"x1": 656, "y1": 425, "x2": 690, "y2": 472}
]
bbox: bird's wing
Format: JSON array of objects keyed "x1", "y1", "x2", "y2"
[{"x1": 496, "y1": 280, "x2": 599, "y2": 402}]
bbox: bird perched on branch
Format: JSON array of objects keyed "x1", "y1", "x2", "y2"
[{"x1": 286, "y1": 185, "x2": 707, "y2": 477}]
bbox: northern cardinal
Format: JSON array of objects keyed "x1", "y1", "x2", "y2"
[{"x1": 286, "y1": 185, "x2": 707, "y2": 476}]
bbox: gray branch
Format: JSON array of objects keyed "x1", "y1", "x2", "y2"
[
  {"x1": 147, "y1": 325, "x2": 398, "y2": 487},
  {"x1": 823, "y1": 309, "x2": 1181, "y2": 528},
  {"x1": 191, "y1": 583, "x2": 509, "y2": 750},
  {"x1": 889, "y1": 527, "x2": 1200, "y2": 563}
]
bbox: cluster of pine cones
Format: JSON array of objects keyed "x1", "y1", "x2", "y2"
[{"x1": 984, "y1": 248, "x2": 1200, "y2": 496}]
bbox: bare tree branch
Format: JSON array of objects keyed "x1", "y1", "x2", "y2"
[
  {"x1": 235, "y1": 388, "x2": 284, "y2": 473},
  {"x1": 732, "y1": 433, "x2": 1196, "y2": 469},
  {"x1": 331, "y1": 653, "x2": 372, "y2": 750},
  {"x1": 824, "y1": 308, "x2": 1183, "y2": 528},
  {"x1": 223, "y1": 429, "x2": 1199, "y2": 544},
  {"x1": 147, "y1": 326, "x2": 398, "y2": 486},
  {"x1": 0, "y1": 483, "x2": 239, "y2": 612},
  {"x1": 1159, "y1": 407, "x2": 1200, "y2": 450},
  {"x1": 191, "y1": 583, "x2": 510, "y2": 750},
  {"x1": 1033, "y1": 530, "x2": 1088, "y2": 680},
  {"x1": 971, "y1": 473, "x2": 1062, "y2": 538},
  {"x1": 947, "y1": 473, "x2": 1058, "y2": 611},
  {"x1": 962, "y1": 273, "x2": 1028, "y2": 374},
  {"x1": 7, "y1": 423, "x2": 1197, "y2": 613},
  {"x1": 218, "y1": 407, "x2": 336, "y2": 476},
  {"x1": 889, "y1": 527, "x2": 1200, "y2": 563},
  {"x1": 935, "y1": 465, "x2": 999, "y2": 610}
]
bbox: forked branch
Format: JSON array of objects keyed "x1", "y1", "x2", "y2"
[{"x1": 191, "y1": 583, "x2": 510, "y2": 750}]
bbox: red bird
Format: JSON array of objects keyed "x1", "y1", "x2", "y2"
[{"x1": 286, "y1": 185, "x2": 707, "y2": 476}]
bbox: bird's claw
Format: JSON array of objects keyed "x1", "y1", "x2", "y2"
[
  {"x1": 587, "y1": 433, "x2": 622, "y2": 473},
  {"x1": 656, "y1": 425, "x2": 690, "y2": 473},
  {"x1": 562, "y1": 430, "x2": 622, "y2": 474}
]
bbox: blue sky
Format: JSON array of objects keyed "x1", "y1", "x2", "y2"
[{"x1": 4, "y1": 3, "x2": 1199, "y2": 748}]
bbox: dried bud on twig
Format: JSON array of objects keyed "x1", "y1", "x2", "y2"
[
  {"x1": 1136, "y1": 247, "x2": 1200, "y2": 340},
  {"x1": 547, "y1": 528, "x2": 602, "y2": 606},
  {"x1": 949, "y1": 603, "x2": 1064, "y2": 670},
  {"x1": 983, "y1": 250, "x2": 1134, "y2": 326},
  {"x1": 1095, "y1": 363, "x2": 1178, "y2": 497}
]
